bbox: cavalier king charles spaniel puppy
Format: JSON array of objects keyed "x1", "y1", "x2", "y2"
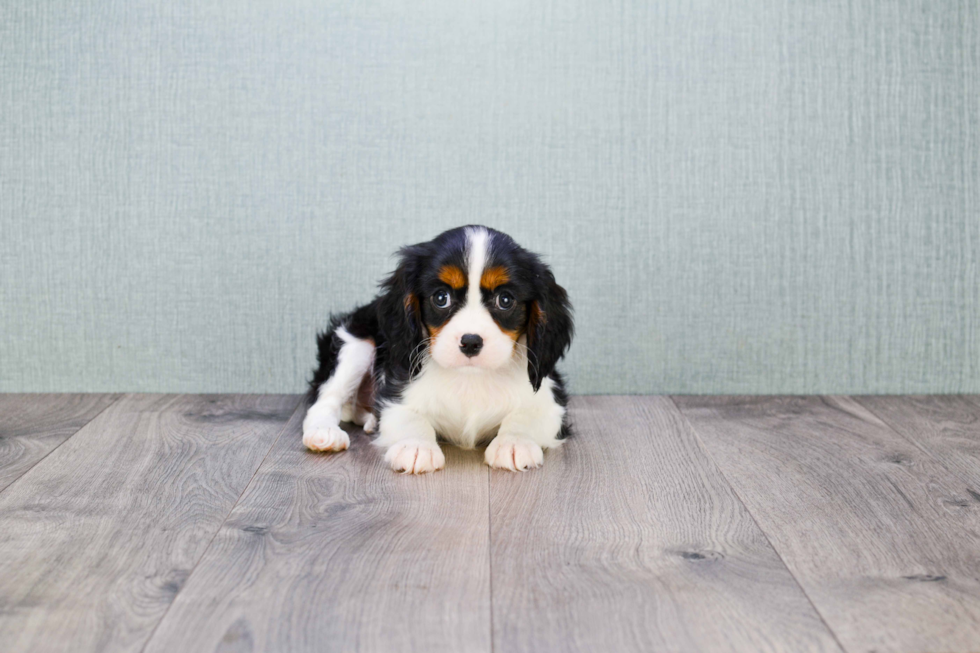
[{"x1": 302, "y1": 225, "x2": 573, "y2": 474}]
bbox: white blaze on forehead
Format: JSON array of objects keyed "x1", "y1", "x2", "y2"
[{"x1": 464, "y1": 227, "x2": 490, "y2": 307}]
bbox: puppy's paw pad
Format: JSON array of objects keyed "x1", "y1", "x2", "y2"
[
  {"x1": 485, "y1": 437, "x2": 544, "y2": 471},
  {"x1": 385, "y1": 440, "x2": 445, "y2": 474},
  {"x1": 303, "y1": 425, "x2": 350, "y2": 452}
]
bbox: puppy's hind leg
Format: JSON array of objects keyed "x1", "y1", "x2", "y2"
[{"x1": 303, "y1": 325, "x2": 375, "y2": 452}]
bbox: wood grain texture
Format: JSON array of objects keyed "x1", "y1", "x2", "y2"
[
  {"x1": 0, "y1": 394, "x2": 120, "y2": 492},
  {"x1": 857, "y1": 395, "x2": 980, "y2": 490},
  {"x1": 674, "y1": 395, "x2": 980, "y2": 653},
  {"x1": 489, "y1": 395, "x2": 842, "y2": 653},
  {"x1": 0, "y1": 393, "x2": 300, "y2": 653},
  {"x1": 143, "y1": 412, "x2": 492, "y2": 653}
]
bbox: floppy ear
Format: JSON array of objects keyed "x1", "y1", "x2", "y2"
[
  {"x1": 526, "y1": 262, "x2": 573, "y2": 392},
  {"x1": 377, "y1": 245, "x2": 426, "y2": 376}
]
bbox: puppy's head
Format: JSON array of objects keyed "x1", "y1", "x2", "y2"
[{"x1": 377, "y1": 226, "x2": 572, "y2": 390}]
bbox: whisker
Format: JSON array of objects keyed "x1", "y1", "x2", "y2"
[
  {"x1": 515, "y1": 341, "x2": 541, "y2": 382},
  {"x1": 408, "y1": 336, "x2": 433, "y2": 374}
]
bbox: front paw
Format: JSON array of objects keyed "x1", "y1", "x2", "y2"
[
  {"x1": 485, "y1": 436, "x2": 544, "y2": 471},
  {"x1": 384, "y1": 440, "x2": 445, "y2": 474},
  {"x1": 303, "y1": 425, "x2": 350, "y2": 452}
]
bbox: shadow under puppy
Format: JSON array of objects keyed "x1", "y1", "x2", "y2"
[{"x1": 303, "y1": 225, "x2": 573, "y2": 474}]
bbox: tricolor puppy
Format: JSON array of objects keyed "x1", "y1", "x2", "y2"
[{"x1": 302, "y1": 225, "x2": 573, "y2": 474}]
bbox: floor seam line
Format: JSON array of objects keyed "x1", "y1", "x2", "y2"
[
  {"x1": 137, "y1": 395, "x2": 305, "y2": 653},
  {"x1": 487, "y1": 464, "x2": 495, "y2": 653},
  {"x1": 667, "y1": 395, "x2": 851, "y2": 653},
  {"x1": 851, "y1": 395, "x2": 980, "y2": 492},
  {"x1": 0, "y1": 393, "x2": 127, "y2": 499}
]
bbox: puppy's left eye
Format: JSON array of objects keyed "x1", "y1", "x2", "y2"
[
  {"x1": 495, "y1": 291, "x2": 515, "y2": 311},
  {"x1": 433, "y1": 290, "x2": 452, "y2": 309}
]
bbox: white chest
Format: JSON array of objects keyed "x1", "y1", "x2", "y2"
[{"x1": 400, "y1": 360, "x2": 533, "y2": 449}]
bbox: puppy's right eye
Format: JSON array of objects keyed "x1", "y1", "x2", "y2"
[{"x1": 432, "y1": 290, "x2": 452, "y2": 309}]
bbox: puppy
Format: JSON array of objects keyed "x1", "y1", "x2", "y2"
[{"x1": 302, "y1": 225, "x2": 573, "y2": 473}]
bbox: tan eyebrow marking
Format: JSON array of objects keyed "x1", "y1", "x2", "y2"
[
  {"x1": 438, "y1": 265, "x2": 466, "y2": 289},
  {"x1": 480, "y1": 266, "x2": 510, "y2": 291}
]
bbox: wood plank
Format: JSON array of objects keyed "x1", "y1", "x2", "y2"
[
  {"x1": 857, "y1": 395, "x2": 980, "y2": 490},
  {"x1": 674, "y1": 395, "x2": 980, "y2": 653},
  {"x1": 489, "y1": 396, "x2": 842, "y2": 653},
  {"x1": 0, "y1": 393, "x2": 300, "y2": 653},
  {"x1": 0, "y1": 394, "x2": 121, "y2": 492},
  {"x1": 143, "y1": 411, "x2": 492, "y2": 653}
]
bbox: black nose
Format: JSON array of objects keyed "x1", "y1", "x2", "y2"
[{"x1": 459, "y1": 334, "x2": 484, "y2": 357}]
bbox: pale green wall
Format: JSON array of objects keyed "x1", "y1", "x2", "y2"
[{"x1": 2, "y1": 1, "x2": 978, "y2": 394}]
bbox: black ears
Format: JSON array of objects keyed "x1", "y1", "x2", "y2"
[
  {"x1": 377, "y1": 245, "x2": 426, "y2": 375},
  {"x1": 526, "y1": 263, "x2": 573, "y2": 392}
]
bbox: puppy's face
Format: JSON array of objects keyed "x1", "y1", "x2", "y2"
[
  {"x1": 381, "y1": 225, "x2": 573, "y2": 389},
  {"x1": 418, "y1": 227, "x2": 528, "y2": 371}
]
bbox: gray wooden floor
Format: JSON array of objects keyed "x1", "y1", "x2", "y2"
[{"x1": 1, "y1": 395, "x2": 979, "y2": 653}]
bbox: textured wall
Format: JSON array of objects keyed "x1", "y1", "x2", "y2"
[{"x1": 2, "y1": 1, "x2": 978, "y2": 394}]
